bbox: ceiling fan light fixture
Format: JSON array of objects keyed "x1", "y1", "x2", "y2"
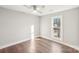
[
  {"x1": 32, "y1": 10, "x2": 38, "y2": 13},
  {"x1": 36, "y1": 7, "x2": 41, "y2": 10},
  {"x1": 24, "y1": 5, "x2": 45, "y2": 14}
]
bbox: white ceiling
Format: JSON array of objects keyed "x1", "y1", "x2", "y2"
[{"x1": 0, "y1": 5, "x2": 79, "y2": 16}]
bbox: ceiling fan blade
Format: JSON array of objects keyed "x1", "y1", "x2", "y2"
[{"x1": 24, "y1": 5, "x2": 33, "y2": 9}]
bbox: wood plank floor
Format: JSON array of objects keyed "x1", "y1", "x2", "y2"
[{"x1": 0, "y1": 37, "x2": 79, "y2": 53}]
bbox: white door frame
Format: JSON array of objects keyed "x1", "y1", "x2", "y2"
[{"x1": 51, "y1": 15, "x2": 64, "y2": 41}]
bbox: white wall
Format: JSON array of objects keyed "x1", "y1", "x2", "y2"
[
  {"x1": 0, "y1": 7, "x2": 40, "y2": 47},
  {"x1": 40, "y1": 7, "x2": 79, "y2": 47},
  {"x1": 40, "y1": 16, "x2": 51, "y2": 39}
]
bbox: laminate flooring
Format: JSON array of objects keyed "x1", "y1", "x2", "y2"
[{"x1": 0, "y1": 37, "x2": 78, "y2": 53}]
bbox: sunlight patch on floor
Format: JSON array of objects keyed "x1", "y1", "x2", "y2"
[{"x1": 51, "y1": 43, "x2": 62, "y2": 53}]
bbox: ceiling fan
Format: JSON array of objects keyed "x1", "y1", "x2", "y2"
[{"x1": 24, "y1": 5, "x2": 45, "y2": 13}]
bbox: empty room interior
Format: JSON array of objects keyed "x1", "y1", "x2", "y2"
[{"x1": 0, "y1": 5, "x2": 79, "y2": 53}]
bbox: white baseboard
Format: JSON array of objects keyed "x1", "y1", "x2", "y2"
[
  {"x1": 0, "y1": 38, "x2": 30, "y2": 49},
  {"x1": 0, "y1": 35, "x2": 79, "y2": 51},
  {"x1": 41, "y1": 35, "x2": 79, "y2": 51},
  {"x1": 0, "y1": 36, "x2": 39, "y2": 49}
]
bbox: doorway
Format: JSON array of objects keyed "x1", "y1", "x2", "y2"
[{"x1": 51, "y1": 15, "x2": 63, "y2": 40}]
